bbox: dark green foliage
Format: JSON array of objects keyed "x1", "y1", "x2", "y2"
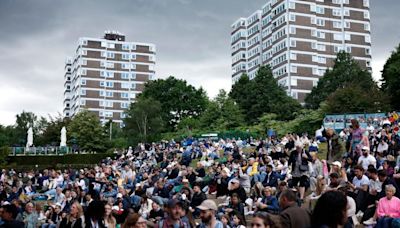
[
  {"x1": 7, "y1": 153, "x2": 114, "y2": 167},
  {"x1": 230, "y1": 66, "x2": 301, "y2": 124},
  {"x1": 325, "y1": 83, "x2": 390, "y2": 113},
  {"x1": 68, "y1": 110, "x2": 107, "y2": 152},
  {"x1": 199, "y1": 89, "x2": 245, "y2": 130},
  {"x1": 305, "y1": 51, "x2": 375, "y2": 109},
  {"x1": 140, "y1": 76, "x2": 208, "y2": 130},
  {"x1": 381, "y1": 44, "x2": 400, "y2": 110},
  {"x1": 123, "y1": 97, "x2": 164, "y2": 144}
]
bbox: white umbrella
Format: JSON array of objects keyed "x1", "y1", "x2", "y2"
[
  {"x1": 60, "y1": 126, "x2": 67, "y2": 147},
  {"x1": 26, "y1": 127, "x2": 33, "y2": 148}
]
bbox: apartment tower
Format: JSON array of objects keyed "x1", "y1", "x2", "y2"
[
  {"x1": 63, "y1": 31, "x2": 156, "y2": 126},
  {"x1": 231, "y1": 0, "x2": 371, "y2": 102}
]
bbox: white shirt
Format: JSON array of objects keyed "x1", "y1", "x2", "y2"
[
  {"x1": 352, "y1": 175, "x2": 370, "y2": 188},
  {"x1": 347, "y1": 196, "x2": 356, "y2": 217},
  {"x1": 358, "y1": 155, "x2": 376, "y2": 170},
  {"x1": 377, "y1": 143, "x2": 389, "y2": 153}
]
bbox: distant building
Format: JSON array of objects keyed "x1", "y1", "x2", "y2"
[
  {"x1": 63, "y1": 31, "x2": 156, "y2": 126},
  {"x1": 231, "y1": 0, "x2": 371, "y2": 102}
]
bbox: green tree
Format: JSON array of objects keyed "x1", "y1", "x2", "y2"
[
  {"x1": 325, "y1": 84, "x2": 389, "y2": 113},
  {"x1": 123, "y1": 97, "x2": 164, "y2": 143},
  {"x1": 305, "y1": 51, "x2": 375, "y2": 109},
  {"x1": 140, "y1": 76, "x2": 208, "y2": 130},
  {"x1": 230, "y1": 66, "x2": 301, "y2": 123},
  {"x1": 381, "y1": 44, "x2": 400, "y2": 110},
  {"x1": 104, "y1": 120, "x2": 128, "y2": 149},
  {"x1": 37, "y1": 114, "x2": 71, "y2": 146},
  {"x1": 68, "y1": 110, "x2": 107, "y2": 152},
  {"x1": 14, "y1": 111, "x2": 37, "y2": 146}
]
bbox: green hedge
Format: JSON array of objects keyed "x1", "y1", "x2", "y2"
[{"x1": 7, "y1": 153, "x2": 116, "y2": 166}]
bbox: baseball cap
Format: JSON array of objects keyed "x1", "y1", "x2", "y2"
[
  {"x1": 116, "y1": 193, "x2": 123, "y2": 198},
  {"x1": 197, "y1": 199, "x2": 218, "y2": 211},
  {"x1": 332, "y1": 161, "x2": 342, "y2": 169},
  {"x1": 182, "y1": 179, "x2": 189, "y2": 183},
  {"x1": 362, "y1": 146, "x2": 369, "y2": 151}
]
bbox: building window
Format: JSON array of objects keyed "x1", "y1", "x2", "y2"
[
  {"x1": 121, "y1": 92, "x2": 129, "y2": 98},
  {"x1": 130, "y1": 73, "x2": 136, "y2": 79},
  {"x1": 344, "y1": 9, "x2": 350, "y2": 16},
  {"x1": 121, "y1": 63, "x2": 129, "y2": 69},
  {"x1": 316, "y1": 18, "x2": 325, "y2": 26},
  {"x1": 290, "y1": 39, "x2": 296, "y2": 47},
  {"x1": 121, "y1": 83, "x2": 130, "y2": 89},
  {"x1": 364, "y1": 23, "x2": 370, "y2": 31},
  {"x1": 290, "y1": 66, "x2": 297, "y2": 73},
  {"x1": 106, "y1": 91, "x2": 113, "y2": 97},
  {"x1": 291, "y1": 79, "x2": 297, "y2": 86},
  {"x1": 99, "y1": 101, "x2": 113, "y2": 107},
  {"x1": 316, "y1": 6, "x2": 325, "y2": 14},
  {"x1": 317, "y1": 44, "x2": 326, "y2": 51},
  {"x1": 121, "y1": 72, "x2": 129, "y2": 79},
  {"x1": 107, "y1": 52, "x2": 115, "y2": 58},
  {"x1": 365, "y1": 48, "x2": 371, "y2": 55},
  {"x1": 365, "y1": 35, "x2": 371, "y2": 43},
  {"x1": 131, "y1": 54, "x2": 136, "y2": 60},
  {"x1": 131, "y1": 64, "x2": 136, "y2": 69},
  {"x1": 289, "y1": 26, "x2": 296, "y2": 34},
  {"x1": 81, "y1": 79, "x2": 86, "y2": 85},
  {"x1": 290, "y1": 53, "x2": 297, "y2": 60},
  {"x1": 80, "y1": 99, "x2": 86, "y2": 105},
  {"x1": 122, "y1": 44, "x2": 130, "y2": 50},
  {"x1": 121, "y1": 102, "x2": 129, "y2": 108},
  {"x1": 122, "y1": 53, "x2": 130, "y2": 60},
  {"x1": 100, "y1": 81, "x2": 114, "y2": 88},
  {"x1": 130, "y1": 92, "x2": 136, "y2": 98},
  {"x1": 366, "y1": 61, "x2": 371, "y2": 67},
  {"x1": 289, "y1": 2, "x2": 295, "y2": 9},
  {"x1": 363, "y1": 0, "x2": 369, "y2": 7},
  {"x1": 81, "y1": 89, "x2": 86, "y2": 95}
]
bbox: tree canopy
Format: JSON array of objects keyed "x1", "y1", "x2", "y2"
[
  {"x1": 140, "y1": 76, "x2": 208, "y2": 130},
  {"x1": 68, "y1": 110, "x2": 107, "y2": 152},
  {"x1": 123, "y1": 97, "x2": 164, "y2": 144},
  {"x1": 198, "y1": 89, "x2": 245, "y2": 131},
  {"x1": 305, "y1": 51, "x2": 375, "y2": 109},
  {"x1": 381, "y1": 44, "x2": 400, "y2": 110},
  {"x1": 230, "y1": 66, "x2": 301, "y2": 123}
]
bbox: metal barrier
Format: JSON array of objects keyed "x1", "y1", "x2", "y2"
[{"x1": 10, "y1": 146, "x2": 71, "y2": 156}]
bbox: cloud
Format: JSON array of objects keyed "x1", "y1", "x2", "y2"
[{"x1": 0, "y1": 0, "x2": 399, "y2": 126}]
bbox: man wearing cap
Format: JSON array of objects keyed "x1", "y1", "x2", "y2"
[
  {"x1": 158, "y1": 199, "x2": 190, "y2": 228},
  {"x1": 197, "y1": 199, "x2": 223, "y2": 228},
  {"x1": 358, "y1": 146, "x2": 376, "y2": 170},
  {"x1": 228, "y1": 178, "x2": 247, "y2": 203}
]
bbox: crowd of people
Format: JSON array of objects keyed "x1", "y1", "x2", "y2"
[{"x1": 1, "y1": 113, "x2": 400, "y2": 228}]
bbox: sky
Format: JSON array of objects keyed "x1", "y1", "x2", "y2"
[{"x1": 0, "y1": 0, "x2": 399, "y2": 126}]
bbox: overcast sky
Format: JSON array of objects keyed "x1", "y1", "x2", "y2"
[{"x1": 0, "y1": 0, "x2": 399, "y2": 126}]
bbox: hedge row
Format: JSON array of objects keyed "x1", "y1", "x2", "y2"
[{"x1": 7, "y1": 153, "x2": 116, "y2": 166}]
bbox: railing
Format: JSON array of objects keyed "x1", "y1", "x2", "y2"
[{"x1": 9, "y1": 146, "x2": 72, "y2": 156}]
